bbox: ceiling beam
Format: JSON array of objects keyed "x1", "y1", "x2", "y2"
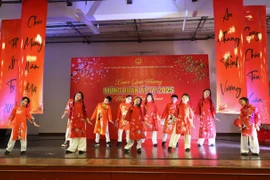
[
  {"x1": 134, "y1": 19, "x2": 142, "y2": 43},
  {"x1": 67, "y1": 21, "x2": 91, "y2": 44},
  {"x1": 191, "y1": 16, "x2": 208, "y2": 41},
  {"x1": 76, "y1": 9, "x2": 100, "y2": 34}
]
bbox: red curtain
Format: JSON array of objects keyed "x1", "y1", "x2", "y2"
[
  {"x1": 213, "y1": 0, "x2": 247, "y2": 114},
  {"x1": 244, "y1": 6, "x2": 269, "y2": 124},
  {"x1": 18, "y1": 0, "x2": 48, "y2": 114}
]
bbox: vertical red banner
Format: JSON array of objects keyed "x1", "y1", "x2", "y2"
[
  {"x1": 213, "y1": 0, "x2": 246, "y2": 114},
  {"x1": 18, "y1": 0, "x2": 48, "y2": 114},
  {"x1": 0, "y1": 20, "x2": 20, "y2": 128},
  {"x1": 244, "y1": 6, "x2": 269, "y2": 124}
]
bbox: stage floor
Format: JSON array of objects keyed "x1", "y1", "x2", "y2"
[
  {"x1": 0, "y1": 135, "x2": 270, "y2": 168},
  {"x1": 1, "y1": 135, "x2": 270, "y2": 179}
]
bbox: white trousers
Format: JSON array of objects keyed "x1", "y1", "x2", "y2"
[
  {"x1": 117, "y1": 129, "x2": 130, "y2": 143},
  {"x1": 241, "y1": 132, "x2": 260, "y2": 154},
  {"x1": 65, "y1": 119, "x2": 71, "y2": 142},
  {"x1": 6, "y1": 130, "x2": 27, "y2": 152},
  {"x1": 124, "y1": 139, "x2": 142, "y2": 150},
  {"x1": 143, "y1": 131, "x2": 157, "y2": 144},
  {"x1": 162, "y1": 133, "x2": 168, "y2": 142},
  {"x1": 95, "y1": 124, "x2": 110, "y2": 143},
  {"x1": 197, "y1": 138, "x2": 215, "y2": 146},
  {"x1": 169, "y1": 125, "x2": 191, "y2": 149},
  {"x1": 67, "y1": 137, "x2": 87, "y2": 152}
]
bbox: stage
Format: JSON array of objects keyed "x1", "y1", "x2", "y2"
[{"x1": 0, "y1": 135, "x2": 270, "y2": 180}]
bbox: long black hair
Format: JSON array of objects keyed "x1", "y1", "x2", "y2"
[
  {"x1": 72, "y1": 91, "x2": 87, "y2": 116},
  {"x1": 145, "y1": 93, "x2": 154, "y2": 105},
  {"x1": 199, "y1": 89, "x2": 214, "y2": 117},
  {"x1": 21, "y1": 97, "x2": 30, "y2": 108}
]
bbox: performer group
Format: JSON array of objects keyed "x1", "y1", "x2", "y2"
[{"x1": 3, "y1": 89, "x2": 261, "y2": 157}]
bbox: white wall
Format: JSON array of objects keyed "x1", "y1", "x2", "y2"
[{"x1": 29, "y1": 37, "x2": 269, "y2": 134}]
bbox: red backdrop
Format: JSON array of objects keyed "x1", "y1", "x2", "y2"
[{"x1": 70, "y1": 55, "x2": 210, "y2": 140}]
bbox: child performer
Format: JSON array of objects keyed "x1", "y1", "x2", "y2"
[
  {"x1": 115, "y1": 95, "x2": 133, "y2": 146},
  {"x1": 123, "y1": 97, "x2": 146, "y2": 154},
  {"x1": 238, "y1": 97, "x2": 260, "y2": 156},
  {"x1": 195, "y1": 89, "x2": 219, "y2": 146},
  {"x1": 143, "y1": 93, "x2": 159, "y2": 147},
  {"x1": 91, "y1": 96, "x2": 114, "y2": 148},
  {"x1": 168, "y1": 93, "x2": 195, "y2": 152},
  {"x1": 4, "y1": 97, "x2": 40, "y2": 155},
  {"x1": 161, "y1": 94, "x2": 179, "y2": 147},
  {"x1": 64, "y1": 91, "x2": 91, "y2": 154}
]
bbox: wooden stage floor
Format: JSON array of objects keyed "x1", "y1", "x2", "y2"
[{"x1": 0, "y1": 135, "x2": 270, "y2": 179}]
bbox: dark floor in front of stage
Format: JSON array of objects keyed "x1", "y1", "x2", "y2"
[{"x1": 0, "y1": 135, "x2": 269, "y2": 160}]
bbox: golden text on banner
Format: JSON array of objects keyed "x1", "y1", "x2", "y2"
[
  {"x1": 18, "y1": 0, "x2": 48, "y2": 114},
  {"x1": 213, "y1": 0, "x2": 246, "y2": 114}
]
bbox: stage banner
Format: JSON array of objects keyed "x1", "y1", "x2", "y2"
[
  {"x1": 213, "y1": 0, "x2": 246, "y2": 114},
  {"x1": 244, "y1": 6, "x2": 269, "y2": 124},
  {"x1": 0, "y1": 20, "x2": 20, "y2": 128},
  {"x1": 70, "y1": 55, "x2": 210, "y2": 140},
  {"x1": 17, "y1": 0, "x2": 48, "y2": 114}
]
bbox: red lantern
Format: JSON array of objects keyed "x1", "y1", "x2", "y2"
[{"x1": 234, "y1": 118, "x2": 240, "y2": 127}]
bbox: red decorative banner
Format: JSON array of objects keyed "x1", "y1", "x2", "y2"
[
  {"x1": 244, "y1": 6, "x2": 269, "y2": 124},
  {"x1": 213, "y1": 0, "x2": 247, "y2": 114},
  {"x1": 0, "y1": 20, "x2": 20, "y2": 128},
  {"x1": 70, "y1": 55, "x2": 210, "y2": 140},
  {"x1": 18, "y1": 0, "x2": 48, "y2": 114}
]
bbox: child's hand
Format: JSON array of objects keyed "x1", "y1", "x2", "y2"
[
  {"x1": 61, "y1": 112, "x2": 67, "y2": 119},
  {"x1": 86, "y1": 118, "x2": 93, "y2": 125},
  {"x1": 214, "y1": 117, "x2": 220, "y2": 121},
  {"x1": 191, "y1": 124, "x2": 195, "y2": 129},
  {"x1": 255, "y1": 124, "x2": 260, "y2": 131},
  {"x1": 33, "y1": 122, "x2": 40, "y2": 127},
  {"x1": 109, "y1": 120, "x2": 114, "y2": 124}
]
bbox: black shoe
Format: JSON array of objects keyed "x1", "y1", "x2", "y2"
[
  {"x1": 185, "y1": 148, "x2": 190, "y2": 152},
  {"x1": 106, "y1": 142, "x2": 111, "y2": 148},
  {"x1": 175, "y1": 142, "x2": 179, "y2": 148},
  {"x1": 116, "y1": 142, "x2": 122, "y2": 147},
  {"x1": 162, "y1": 141, "x2": 166, "y2": 148},
  {"x1": 4, "y1": 150, "x2": 10, "y2": 155},
  {"x1": 124, "y1": 149, "x2": 130, "y2": 153},
  {"x1": 209, "y1": 144, "x2": 215, "y2": 147},
  {"x1": 198, "y1": 144, "x2": 201, "y2": 147},
  {"x1": 241, "y1": 153, "x2": 248, "y2": 156},
  {"x1": 20, "y1": 151, "x2": 26, "y2": 155},
  {"x1": 79, "y1": 151, "x2": 85, "y2": 155},
  {"x1": 168, "y1": 147, "x2": 172, "y2": 152},
  {"x1": 65, "y1": 150, "x2": 73, "y2": 154},
  {"x1": 137, "y1": 148, "x2": 142, "y2": 154},
  {"x1": 153, "y1": 144, "x2": 158, "y2": 147},
  {"x1": 252, "y1": 153, "x2": 259, "y2": 156},
  {"x1": 93, "y1": 142, "x2": 100, "y2": 147}
]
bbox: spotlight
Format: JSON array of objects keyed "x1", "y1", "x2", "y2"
[{"x1": 66, "y1": 0, "x2": 73, "y2": 6}]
